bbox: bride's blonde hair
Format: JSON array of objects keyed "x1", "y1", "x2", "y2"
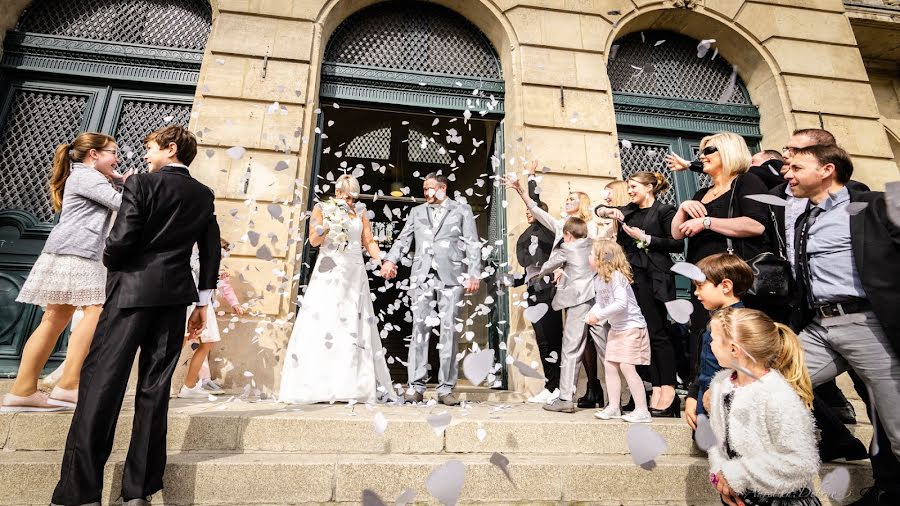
[{"x1": 335, "y1": 174, "x2": 360, "y2": 199}]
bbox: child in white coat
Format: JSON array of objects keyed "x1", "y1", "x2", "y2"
[{"x1": 706, "y1": 307, "x2": 820, "y2": 506}]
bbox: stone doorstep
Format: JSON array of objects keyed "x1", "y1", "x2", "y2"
[
  {"x1": 0, "y1": 451, "x2": 874, "y2": 506},
  {"x1": 0, "y1": 403, "x2": 875, "y2": 455}
]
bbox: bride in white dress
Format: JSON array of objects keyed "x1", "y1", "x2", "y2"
[{"x1": 278, "y1": 174, "x2": 397, "y2": 404}]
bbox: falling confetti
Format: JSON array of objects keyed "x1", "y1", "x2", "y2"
[
  {"x1": 476, "y1": 427, "x2": 487, "y2": 442},
  {"x1": 744, "y1": 194, "x2": 788, "y2": 207},
  {"x1": 373, "y1": 412, "x2": 388, "y2": 435},
  {"x1": 318, "y1": 256, "x2": 338, "y2": 272},
  {"x1": 846, "y1": 202, "x2": 869, "y2": 215},
  {"x1": 621, "y1": 139, "x2": 633, "y2": 149},
  {"x1": 426, "y1": 460, "x2": 465, "y2": 506},
  {"x1": 427, "y1": 412, "x2": 452, "y2": 436},
  {"x1": 205, "y1": 148, "x2": 215, "y2": 159},
  {"x1": 462, "y1": 349, "x2": 495, "y2": 386},
  {"x1": 275, "y1": 160, "x2": 290, "y2": 171},
  {"x1": 395, "y1": 489, "x2": 416, "y2": 505},
  {"x1": 885, "y1": 181, "x2": 900, "y2": 225},
  {"x1": 489, "y1": 452, "x2": 515, "y2": 486},
  {"x1": 362, "y1": 490, "x2": 386, "y2": 506},
  {"x1": 670, "y1": 262, "x2": 706, "y2": 283},
  {"x1": 255, "y1": 245, "x2": 273, "y2": 261},
  {"x1": 513, "y1": 360, "x2": 546, "y2": 380},
  {"x1": 694, "y1": 414, "x2": 718, "y2": 451},
  {"x1": 665, "y1": 299, "x2": 694, "y2": 324},
  {"x1": 718, "y1": 70, "x2": 737, "y2": 104},
  {"x1": 226, "y1": 146, "x2": 246, "y2": 160},
  {"x1": 523, "y1": 303, "x2": 549, "y2": 323},
  {"x1": 820, "y1": 467, "x2": 851, "y2": 500},
  {"x1": 627, "y1": 424, "x2": 667, "y2": 470},
  {"x1": 697, "y1": 39, "x2": 716, "y2": 58}
]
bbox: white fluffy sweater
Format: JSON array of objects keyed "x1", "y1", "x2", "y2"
[{"x1": 707, "y1": 369, "x2": 820, "y2": 496}]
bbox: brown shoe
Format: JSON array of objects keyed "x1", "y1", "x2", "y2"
[
  {"x1": 438, "y1": 393, "x2": 460, "y2": 406},
  {"x1": 0, "y1": 391, "x2": 67, "y2": 413},
  {"x1": 403, "y1": 390, "x2": 424, "y2": 404}
]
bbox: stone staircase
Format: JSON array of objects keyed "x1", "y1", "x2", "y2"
[{"x1": 0, "y1": 389, "x2": 875, "y2": 506}]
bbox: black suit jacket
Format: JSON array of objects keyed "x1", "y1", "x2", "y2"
[
  {"x1": 599, "y1": 200, "x2": 683, "y2": 302},
  {"x1": 104, "y1": 165, "x2": 221, "y2": 308},
  {"x1": 786, "y1": 188, "x2": 899, "y2": 355}
]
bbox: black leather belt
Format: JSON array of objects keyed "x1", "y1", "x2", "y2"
[{"x1": 815, "y1": 299, "x2": 872, "y2": 319}]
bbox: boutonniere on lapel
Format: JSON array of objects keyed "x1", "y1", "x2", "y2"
[
  {"x1": 635, "y1": 237, "x2": 650, "y2": 251},
  {"x1": 320, "y1": 198, "x2": 353, "y2": 251}
]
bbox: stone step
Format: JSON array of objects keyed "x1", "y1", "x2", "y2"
[
  {"x1": 1, "y1": 401, "x2": 875, "y2": 455},
  {"x1": 0, "y1": 450, "x2": 873, "y2": 505}
]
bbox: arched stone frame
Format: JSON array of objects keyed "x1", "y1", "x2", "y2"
[{"x1": 604, "y1": 6, "x2": 794, "y2": 161}]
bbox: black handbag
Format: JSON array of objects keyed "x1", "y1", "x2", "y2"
[{"x1": 726, "y1": 176, "x2": 795, "y2": 306}]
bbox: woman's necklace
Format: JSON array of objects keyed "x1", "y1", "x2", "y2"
[{"x1": 709, "y1": 178, "x2": 734, "y2": 197}]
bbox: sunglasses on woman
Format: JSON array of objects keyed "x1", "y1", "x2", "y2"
[{"x1": 700, "y1": 145, "x2": 719, "y2": 156}]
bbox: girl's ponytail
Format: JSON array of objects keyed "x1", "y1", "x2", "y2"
[
  {"x1": 49, "y1": 143, "x2": 72, "y2": 212},
  {"x1": 771, "y1": 322, "x2": 814, "y2": 409}
]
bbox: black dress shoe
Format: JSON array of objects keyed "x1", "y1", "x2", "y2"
[
  {"x1": 819, "y1": 437, "x2": 869, "y2": 462},
  {"x1": 849, "y1": 486, "x2": 900, "y2": 505},
  {"x1": 833, "y1": 403, "x2": 857, "y2": 424},
  {"x1": 650, "y1": 395, "x2": 681, "y2": 418},
  {"x1": 577, "y1": 379, "x2": 602, "y2": 409}
]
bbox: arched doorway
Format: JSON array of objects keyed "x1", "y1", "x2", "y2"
[
  {"x1": 608, "y1": 30, "x2": 762, "y2": 295},
  {"x1": 0, "y1": 0, "x2": 211, "y2": 374},
  {"x1": 304, "y1": 1, "x2": 508, "y2": 385}
]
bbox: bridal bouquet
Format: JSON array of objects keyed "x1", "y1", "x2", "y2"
[{"x1": 319, "y1": 198, "x2": 353, "y2": 251}]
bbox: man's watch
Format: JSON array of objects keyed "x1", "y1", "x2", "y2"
[{"x1": 702, "y1": 217, "x2": 712, "y2": 230}]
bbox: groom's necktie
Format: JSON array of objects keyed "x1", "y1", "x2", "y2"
[{"x1": 430, "y1": 204, "x2": 443, "y2": 227}]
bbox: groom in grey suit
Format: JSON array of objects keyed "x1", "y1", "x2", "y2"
[{"x1": 381, "y1": 173, "x2": 482, "y2": 405}]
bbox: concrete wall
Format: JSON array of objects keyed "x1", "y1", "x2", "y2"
[{"x1": 2, "y1": 0, "x2": 898, "y2": 393}]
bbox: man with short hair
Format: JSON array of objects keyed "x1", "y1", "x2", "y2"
[
  {"x1": 748, "y1": 149, "x2": 785, "y2": 189},
  {"x1": 381, "y1": 172, "x2": 481, "y2": 406},
  {"x1": 787, "y1": 144, "x2": 900, "y2": 505}
]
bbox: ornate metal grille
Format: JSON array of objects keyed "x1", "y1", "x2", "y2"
[
  {"x1": 691, "y1": 145, "x2": 713, "y2": 189},
  {"x1": 346, "y1": 126, "x2": 391, "y2": 160},
  {"x1": 324, "y1": 1, "x2": 502, "y2": 79},
  {"x1": 16, "y1": 0, "x2": 211, "y2": 50},
  {"x1": 112, "y1": 99, "x2": 192, "y2": 174},
  {"x1": 0, "y1": 89, "x2": 89, "y2": 222},
  {"x1": 609, "y1": 31, "x2": 751, "y2": 105},
  {"x1": 407, "y1": 130, "x2": 451, "y2": 165},
  {"x1": 618, "y1": 141, "x2": 677, "y2": 207}
]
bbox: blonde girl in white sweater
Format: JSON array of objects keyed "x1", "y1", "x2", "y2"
[{"x1": 706, "y1": 307, "x2": 820, "y2": 506}]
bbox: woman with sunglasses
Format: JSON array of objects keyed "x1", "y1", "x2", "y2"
[
  {"x1": 668, "y1": 132, "x2": 770, "y2": 407},
  {"x1": 2, "y1": 132, "x2": 130, "y2": 412}
]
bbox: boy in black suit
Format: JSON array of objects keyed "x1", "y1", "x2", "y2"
[{"x1": 52, "y1": 126, "x2": 221, "y2": 506}]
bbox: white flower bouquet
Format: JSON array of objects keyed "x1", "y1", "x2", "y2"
[{"x1": 318, "y1": 198, "x2": 353, "y2": 251}]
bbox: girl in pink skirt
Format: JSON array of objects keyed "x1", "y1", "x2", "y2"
[{"x1": 585, "y1": 240, "x2": 652, "y2": 423}]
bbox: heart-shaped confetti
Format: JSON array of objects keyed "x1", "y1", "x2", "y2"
[
  {"x1": 489, "y1": 452, "x2": 515, "y2": 486},
  {"x1": 744, "y1": 194, "x2": 788, "y2": 207},
  {"x1": 670, "y1": 262, "x2": 706, "y2": 283},
  {"x1": 820, "y1": 466, "x2": 851, "y2": 500},
  {"x1": 427, "y1": 412, "x2": 452, "y2": 436},
  {"x1": 476, "y1": 427, "x2": 487, "y2": 442},
  {"x1": 523, "y1": 303, "x2": 549, "y2": 323},
  {"x1": 373, "y1": 412, "x2": 388, "y2": 435},
  {"x1": 694, "y1": 414, "x2": 718, "y2": 451},
  {"x1": 426, "y1": 460, "x2": 465, "y2": 506},
  {"x1": 462, "y1": 349, "x2": 495, "y2": 386},
  {"x1": 513, "y1": 360, "x2": 546, "y2": 380},
  {"x1": 318, "y1": 256, "x2": 337, "y2": 272},
  {"x1": 226, "y1": 146, "x2": 246, "y2": 160},
  {"x1": 665, "y1": 299, "x2": 694, "y2": 324},
  {"x1": 627, "y1": 424, "x2": 667, "y2": 468}
]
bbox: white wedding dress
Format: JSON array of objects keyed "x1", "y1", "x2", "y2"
[{"x1": 278, "y1": 212, "x2": 397, "y2": 404}]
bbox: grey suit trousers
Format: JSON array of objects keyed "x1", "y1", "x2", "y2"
[
  {"x1": 408, "y1": 274, "x2": 465, "y2": 395},
  {"x1": 558, "y1": 301, "x2": 609, "y2": 401}
]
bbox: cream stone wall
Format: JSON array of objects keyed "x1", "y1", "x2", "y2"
[{"x1": 2, "y1": 0, "x2": 898, "y2": 394}]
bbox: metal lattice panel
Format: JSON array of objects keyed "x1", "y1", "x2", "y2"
[
  {"x1": 609, "y1": 31, "x2": 751, "y2": 105},
  {"x1": 346, "y1": 126, "x2": 391, "y2": 160},
  {"x1": 324, "y1": 2, "x2": 502, "y2": 79},
  {"x1": 17, "y1": 0, "x2": 211, "y2": 50},
  {"x1": 407, "y1": 130, "x2": 451, "y2": 165},
  {"x1": 0, "y1": 89, "x2": 88, "y2": 222},
  {"x1": 618, "y1": 142, "x2": 677, "y2": 207},
  {"x1": 690, "y1": 146, "x2": 713, "y2": 189},
  {"x1": 113, "y1": 99, "x2": 192, "y2": 174}
]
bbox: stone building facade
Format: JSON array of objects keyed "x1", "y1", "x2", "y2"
[{"x1": 0, "y1": 0, "x2": 897, "y2": 394}]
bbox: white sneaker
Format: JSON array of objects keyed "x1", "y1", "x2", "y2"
[
  {"x1": 178, "y1": 382, "x2": 207, "y2": 399},
  {"x1": 528, "y1": 389, "x2": 552, "y2": 404},
  {"x1": 622, "y1": 409, "x2": 652, "y2": 423},
  {"x1": 547, "y1": 388, "x2": 560, "y2": 403},
  {"x1": 594, "y1": 405, "x2": 622, "y2": 420}
]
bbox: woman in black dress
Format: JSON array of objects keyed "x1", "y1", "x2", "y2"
[
  {"x1": 595, "y1": 171, "x2": 684, "y2": 416},
  {"x1": 669, "y1": 131, "x2": 770, "y2": 417}
]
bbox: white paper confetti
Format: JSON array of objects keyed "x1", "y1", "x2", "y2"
[
  {"x1": 627, "y1": 424, "x2": 667, "y2": 469},
  {"x1": 847, "y1": 202, "x2": 869, "y2": 215},
  {"x1": 694, "y1": 414, "x2": 718, "y2": 451},
  {"x1": 462, "y1": 349, "x2": 495, "y2": 386},
  {"x1": 885, "y1": 181, "x2": 900, "y2": 225},
  {"x1": 523, "y1": 303, "x2": 549, "y2": 323},
  {"x1": 745, "y1": 194, "x2": 788, "y2": 207},
  {"x1": 513, "y1": 360, "x2": 546, "y2": 380},
  {"x1": 489, "y1": 452, "x2": 515, "y2": 486},
  {"x1": 820, "y1": 466, "x2": 851, "y2": 500},
  {"x1": 665, "y1": 299, "x2": 694, "y2": 324},
  {"x1": 395, "y1": 489, "x2": 416, "y2": 506},
  {"x1": 362, "y1": 490, "x2": 386, "y2": 506},
  {"x1": 426, "y1": 460, "x2": 465, "y2": 506},
  {"x1": 427, "y1": 412, "x2": 452, "y2": 436},
  {"x1": 670, "y1": 262, "x2": 706, "y2": 283},
  {"x1": 373, "y1": 412, "x2": 388, "y2": 435},
  {"x1": 226, "y1": 146, "x2": 246, "y2": 160}
]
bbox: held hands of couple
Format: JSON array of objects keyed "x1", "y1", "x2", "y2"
[
  {"x1": 584, "y1": 313, "x2": 600, "y2": 326},
  {"x1": 464, "y1": 276, "x2": 480, "y2": 294},
  {"x1": 379, "y1": 260, "x2": 398, "y2": 280}
]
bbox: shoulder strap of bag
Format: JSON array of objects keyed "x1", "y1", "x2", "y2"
[{"x1": 725, "y1": 176, "x2": 739, "y2": 255}]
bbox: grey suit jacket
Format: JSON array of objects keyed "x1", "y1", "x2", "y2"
[
  {"x1": 43, "y1": 163, "x2": 122, "y2": 261},
  {"x1": 537, "y1": 238, "x2": 596, "y2": 311},
  {"x1": 385, "y1": 199, "x2": 481, "y2": 286}
]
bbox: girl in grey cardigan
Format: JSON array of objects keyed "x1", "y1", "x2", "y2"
[{"x1": 2, "y1": 132, "x2": 128, "y2": 413}]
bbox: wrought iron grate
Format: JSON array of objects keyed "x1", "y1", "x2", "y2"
[
  {"x1": 691, "y1": 145, "x2": 713, "y2": 189},
  {"x1": 0, "y1": 89, "x2": 89, "y2": 222},
  {"x1": 618, "y1": 141, "x2": 677, "y2": 207},
  {"x1": 407, "y1": 130, "x2": 451, "y2": 165},
  {"x1": 16, "y1": 0, "x2": 211, "y2": 50},
  {"x1": 112, "y1": 99, "x2": 192, "y2": 174},
  {"x1": 324, "y1": 1, "x2": 502, "y2": 79},
  {"x1": 609, "y1": 31, "x2": 751, "y2": 105},
  {"x1": 345, "y1": 126, "x2": 391, "y2": 160}
]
